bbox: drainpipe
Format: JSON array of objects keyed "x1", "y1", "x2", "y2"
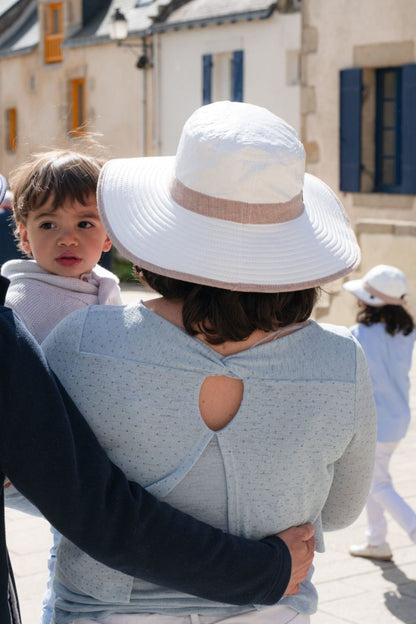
[{"x1": 137, "y1": 34, "x2": 153, "y2": 156}]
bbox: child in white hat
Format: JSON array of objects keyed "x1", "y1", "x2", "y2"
[{"x1": 345, "y1": 265, "x2": 416, "y2": 560}]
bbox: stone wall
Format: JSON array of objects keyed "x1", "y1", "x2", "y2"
[{"x1": 302, "y1": 0, "x2": 416, "y2": 326}]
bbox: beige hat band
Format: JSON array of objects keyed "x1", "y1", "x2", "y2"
[
  {"x1": 170, "y1": 177, "x2": 304, "y2": 224},
  {"x1": 363, "y1": 281, "x2": 406, "y2": 306}
]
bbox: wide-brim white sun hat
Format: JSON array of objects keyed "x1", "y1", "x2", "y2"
[
  {"x1": 98, "y1": 101, "x2": 360, "y2": 292},
  {"x1": 343, "y1": 264, "x2": 408, "y2": 307},
  {"x1": 0, "y1": 174, "x2": 7, "y2": 204}
]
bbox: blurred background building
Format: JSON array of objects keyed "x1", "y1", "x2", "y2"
[
  {"x1": 0, "y1": 0, "x2": 301, "y2": 160},
  {"x1": 0, "y1": 0, "x2": 415, "y2": 325},
  {"x1": 301, "y1": 0, "x2": 416, "y2": 324}
]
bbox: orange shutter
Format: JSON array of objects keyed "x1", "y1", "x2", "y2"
[
  {"x1": 70, "y1": 78, "x2": 86, "y2": 136},
  {"x1": 44, "y1": 3, "x2": 63, "y2": 63},
  {"x1": 6, "y1": 108, "x2": 17, "y2": 152}
]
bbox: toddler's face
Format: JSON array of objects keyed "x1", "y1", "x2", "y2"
[{"x1": 19, "y1": 193, "x2": 112, "y2": 278}]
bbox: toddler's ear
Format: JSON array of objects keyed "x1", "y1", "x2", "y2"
[
  {"x1": 102, "y1": 236, "x2": 112, "y2": 253},
  {"x1": 19, "y1": 224, "x2": 32, "y2": 254}
]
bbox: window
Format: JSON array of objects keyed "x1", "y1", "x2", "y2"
[
  {"x1": 70, "y1": 78, "x2": 86, "y2": 136},
  {"x1": 375, "y1": 68, "x2": 401, "y2": 191},
  {"x1": 202, "y1": 50, "x2": 244, "y2": 105},
  {"x1": 340, "y1": 64, "x2": 416, "y2": 194},
  {"x1": 5, "y1": 108, "x2": 17, "y2": 152},
  {"x1": 44, "y1": 2, "x2": 63, "y2": 63}
]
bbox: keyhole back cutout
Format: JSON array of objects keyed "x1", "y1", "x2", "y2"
[{"x1": 199, "y1": 376, "x2": 244, "y2": 432}]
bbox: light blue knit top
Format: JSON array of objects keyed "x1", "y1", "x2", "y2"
[{"x1": 42, "y1": 301, "x2": 376, "y2": 623}]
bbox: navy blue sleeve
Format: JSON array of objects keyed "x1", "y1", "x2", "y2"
[
  {"x1": 0, "y1": 306, "x2": 290, "y2": 606},
  {"x1": 0, "y1": 277, "x2": 8, "y2": 305}
]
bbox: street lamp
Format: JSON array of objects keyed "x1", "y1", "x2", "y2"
[
  {"x1": 109, "y1": 7, "x2": 152, "y2": 69},
  {"x1": 110, "y1": 8, "x2": 128, "y2": 44},
  {"x1": 109, "y1": 6, "x2": 154, "y2": 155}
]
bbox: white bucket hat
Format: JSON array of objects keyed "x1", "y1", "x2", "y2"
[
  {"x1": 0, "y1": 174, "x2": 7, "y2": 204},
  {"x1": 343, "y1": 264, "x2": 408, "y2": 307},
  {"x1": 98, "y1": 101, "x2": 360, "y2": 292}
]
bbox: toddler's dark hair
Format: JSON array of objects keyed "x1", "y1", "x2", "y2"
[
  {"x1": 10, "y1": 149, "x2": 102, "y2": 225},
  {"x1": 357, "y1": 304, "x2": 414, "y2": 336}
]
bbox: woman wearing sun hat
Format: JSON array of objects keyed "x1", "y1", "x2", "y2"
[
  {"x1": 42, "y1": 101, "x2": 376, "y2": 624},
  {"x1": 344, "y1": 265, "x2": 416, "y2": 561}
]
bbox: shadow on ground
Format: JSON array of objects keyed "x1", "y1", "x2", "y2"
[{"x1": 370, "y1": 559, "x2": 416, "y2": 623}]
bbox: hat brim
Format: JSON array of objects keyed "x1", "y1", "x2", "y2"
[
  {"x1": 98, "y1": 157, "x2": 361, "y2": 292},
  {"x1": 343, "y1": 279, "x2": 384, "y2": 306},
  {"x1": 0, "y1": 174, "x2": 7, "y2": 204}
]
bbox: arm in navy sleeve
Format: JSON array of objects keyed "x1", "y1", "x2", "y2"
[{"x1": 0, "y1": 304, "x2": 290, "y2": 607}]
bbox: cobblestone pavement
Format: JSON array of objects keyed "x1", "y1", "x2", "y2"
[{"x1": 6, "y1": 285, "x2": 416, "y2": 623}]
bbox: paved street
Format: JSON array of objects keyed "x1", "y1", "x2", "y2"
[{"x1": 6, "y1": 284, "x2": 416, "y2": 623}]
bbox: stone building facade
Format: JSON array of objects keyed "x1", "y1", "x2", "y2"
[
  {"x1": 0, "y1": 0, "x2": 302, "y2": 170},
  {"x1": 301, "y1": 0, "x2": 416, "y2": 324}
]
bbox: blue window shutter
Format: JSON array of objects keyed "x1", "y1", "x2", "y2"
[
  {"x1": 340, "y1": 68, "x2": 362, "y2": 192},
  {"x1": 202, "y1": 54, "x2": 212, "y2": 105},
  {"x1": 401, "y1": 64, "x2": 416, "y2": 194},
  {"x1": 232, "y1": 50, "x2": 244, "y2": 102}
]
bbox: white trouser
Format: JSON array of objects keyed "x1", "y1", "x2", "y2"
[
  {"x1": 69, "y1": 605, "x2": 309, "y2": 624},
  {"x1": 366, "y1": 441, "x2": 416, "y2": 545}
]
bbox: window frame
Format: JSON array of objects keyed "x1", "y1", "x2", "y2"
[
  {"x1": 374, "y1": 67, "x2": 402, "y2": 193},
  {"x1": 202, "y1": 50, "x2": 244, "y2": 105}
]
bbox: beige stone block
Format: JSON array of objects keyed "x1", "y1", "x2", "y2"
[
  {"x1": 300, "y1": 52, "x2": 308, "y2": 85},
  {"x1": 300, "y1": 115, "x2": 307, "y2": 143},
  {"x1": 302, "y1": 25, "x2": 318, "y2": 54},
  {"x1": 356, "y1": 219, "x2": 416, "y2": 235},
  {"x1": 353, "y1": 194, "x2": 415, "y2": 210},
  {"x1": 301, "y1": 85, "x2": 316, "y2": 114},
  {"x1": 354, "y1": 41, "x2": 415, "y2": 68},
  {"x1": 304, "y1": 140, "x2": 319, "y2": 163}
]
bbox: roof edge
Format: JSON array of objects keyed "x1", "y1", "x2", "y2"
[
  {"x1": 152, "y1": 6, "x2": 278, "y2": 33},
  {"x1": 0, "y1": 43, "x2": 35, "y2": 58},
  {"x1": 64, "y1": 29, "x2": 151, "y2": 49}
]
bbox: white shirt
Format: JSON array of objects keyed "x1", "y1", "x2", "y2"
[{"x1": 350, "y1": 322, "x2": 415, "y2": 442}]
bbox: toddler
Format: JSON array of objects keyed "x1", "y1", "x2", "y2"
[
  {"x1": 344, "y1": 265, "x2": 415, "y2": 560},
  {"x1": 1, "y1": 150, "x2": 121, "y2": 342},
  {"x1": 1, "y1": 149, "x2": 123, "y2": 623}
]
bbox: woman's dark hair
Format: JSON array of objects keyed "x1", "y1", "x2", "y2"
[
  {"x1": 357, "y1": 304, "x2": 414, "y2": 336},
  {"x1": 136, "y1": 268, "x2": 319, "y2": 344}
]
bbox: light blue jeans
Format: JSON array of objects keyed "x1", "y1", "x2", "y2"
[
  {"x1": 41, "y1": 526, "x2": 61, "y2": 624},
  {"x1": 65, "y1": 606, "x2": 310, "y2": 624},
  {"x1": 5, "y1": 485, "x2": 59, "y2": 624}
]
